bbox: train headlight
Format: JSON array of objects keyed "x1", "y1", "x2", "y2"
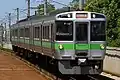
[
  {"x1": 59, "y1": 44, "x2": 63, "y2": 50},
  {"x1": 100, "y1": 44, "x2": 105, "y2": 49}
]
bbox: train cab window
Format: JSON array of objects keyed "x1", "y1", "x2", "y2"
[
  {"x1": 75, "y1": 22, "x2": 88, "y2": 42},
  {"x1": 56, "y1": 21, "x2": 73, "y2": 41},
  {"x1": 90, "y1": 21, "x2": 106, "y2": 41}
]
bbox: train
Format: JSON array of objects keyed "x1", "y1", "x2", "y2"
[{"x1": 10, "y1": 9, "x2": 107, "y2": 75}]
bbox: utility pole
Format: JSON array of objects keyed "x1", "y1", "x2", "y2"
[
  {"x1": 1, "y1": 23, "x2": 3, "y2": 48},
  {"x1": 9, "y1": 13, "x2": 11, "y2": 30},
  {"x1": 4, "y1": 23, "x2": 6, "y2": 43},
  {"x1": 17, "y1": 8, "x2": 19, "y2": 23},
  {"x1": 79, "y1": 0, "x2": 84, "y2": 10},
  {"x1": 8, "y1": 13, "x2": 11, "y2": 42},
  {"x1": 27, "y1": 0, "x2": 30, "y2": 19},
  {"x1": 44, "y1": 0, "x2": 47, "y2": 15}
]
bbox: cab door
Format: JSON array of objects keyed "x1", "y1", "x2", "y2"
[{"x1": 75, "y1": 22, "x2": 89, "y2": 57}]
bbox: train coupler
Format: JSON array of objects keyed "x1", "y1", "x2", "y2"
[{"x1": 78, "y1": 58, "x2": 86, "y2": 65}]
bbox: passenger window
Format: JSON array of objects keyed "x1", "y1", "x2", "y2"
[
  {"x1": 34, "y1": 27, "x2": 39, "y2": 38},
  {"x1": 20, "y1": 28, "x2": 24, "y2": 37},
  {"x1": 15, "y1": 29, "x2": 18, "y2": 37},
  {"x1": 25, "y1": 28, "x2": 29, "y2": 37}
]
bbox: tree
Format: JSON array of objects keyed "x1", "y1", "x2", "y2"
[
  {"x1": 37, "y1": 3, "x2": 55, "y2": 15},
  {"x1": 70, "y1": 0, "x2": 86, "y2": 10},
  {"x1": 70, "y1": 0, "x2": 79, "y2": 9}
]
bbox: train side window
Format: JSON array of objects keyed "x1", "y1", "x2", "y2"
[
  {"x1": 42, "y1": 25, "x2": 50, "y2": 40},
  {"x1": 34, "y1": 27, "x2": 39, "y2": 38},
  {"x1": 42, "y1": 25, "x2": 49, "y2": 40},
  {"x1": 44, "y1": 26, "x2": 46, "y2": 39},
  {"x1": 43, "y1": 26, "x2": 45, "y2": 39},
  {"x1": 46, "y1": 26, "x2": 49, "y2": 39},
  {"x1": 42, "y1": 26, "x2": 45, "y2": 39},
  {"x1": 15, "y1": 29, "x2": 18, "y2": 37},
  {"x1": 25, "y1": 28, "x2": 29, "y2": 38},
  {"x1": 39, "y1": 25, "x2": 41, "y2": 39},
  {"x1": 20, "y1": 28, "x2": 24, "y2": 37}
]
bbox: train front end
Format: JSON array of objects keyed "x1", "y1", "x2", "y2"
[{"x1": 54, "y1": 11, "x2": 106, "y2": 75}]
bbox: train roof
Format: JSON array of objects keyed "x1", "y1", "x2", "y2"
[
  {"x1": 11, "y1": 7, "x2": 106, "y2": 27},
  {"x1": 17, "y1": 7, "x2": 72, "y2": 23}
]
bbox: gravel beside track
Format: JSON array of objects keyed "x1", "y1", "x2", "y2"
[{"x1": 0, "y1": 50, "x2": 47, "y2": 80}]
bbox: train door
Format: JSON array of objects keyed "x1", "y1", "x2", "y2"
[
  {"x1": 75, "y1": 22, "x2": 90, "y2": 58},
  {"x1": 24, "y1": 24, "x2": 30, "y2": 49},
  {"x1": 29, "y1": 22, "x2": 34, "y2": 50},
  {"x1": 51, "y1": 23, "x2": 55, "y2": 57}
]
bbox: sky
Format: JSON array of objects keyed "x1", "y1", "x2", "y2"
[{"x1": 0, "y1": 0, "x2": 72, "y2": 24}]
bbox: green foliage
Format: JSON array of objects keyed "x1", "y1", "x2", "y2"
[
  {"x1": 70, "y1": 0, "x2": 86, "y2": 10},
  {"x1": 70, "y1": 0, "x2": 79, "y2": 9},
  {"x1": 85, "y1": 0, "x2": 120, "y2": 47},
  {"x1": 37, "y1": 3, "x2": 55, "y2": 15}
]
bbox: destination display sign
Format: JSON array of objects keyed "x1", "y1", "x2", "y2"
[{"x1": 76, "y1": 13, "x2": 88, "y2": 18}]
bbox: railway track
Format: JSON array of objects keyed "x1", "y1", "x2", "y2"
[{"x1": 0, "y1": 48, "x2": 114, "y2": 80}]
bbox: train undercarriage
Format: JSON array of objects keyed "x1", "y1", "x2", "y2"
[{"x1": 12, "y1": 45, "x2": 103, "y2": 75}]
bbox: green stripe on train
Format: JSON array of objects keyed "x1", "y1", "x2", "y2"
[
  {"x1": 12, "y1": 39, "x2": 51, "y2": 48},
  {"x1": 12, "y1": 39, "x2": 103, "y2": 50},
  {"x1": 55, "y1": 43, "x2": 102, "y2": 50},
  {"x1": 90, "y1": 44, "x2": 102, "y2": 49},
  {"x1": 42, "y1": 41, "x2": 51, "y2": 48},
  {"x1": 55, "y1": 44, "x2": 74, "y2": 49},
  {"x1": 19, "y1": 38, "x2": 24, "y2": 43},
  {"x1": 75, "y1": 44, "x2": 89, "y2": 50},
  {"x1": 34, "y1": 40, "x2": 41, "y2": 46}
]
